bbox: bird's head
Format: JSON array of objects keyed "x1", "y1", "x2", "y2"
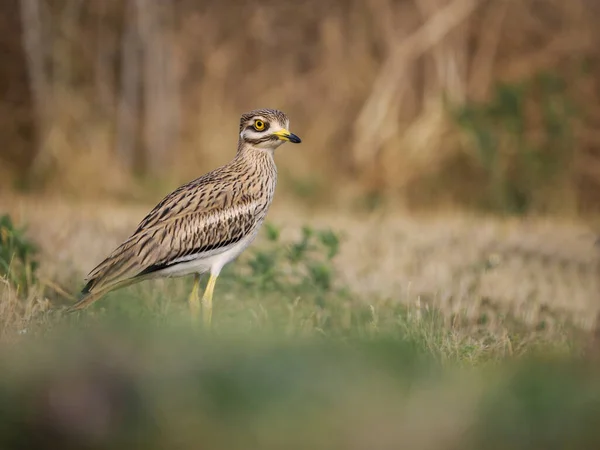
[{"x1": 238, "y1": 109, "x2": 301, "y2": 152}]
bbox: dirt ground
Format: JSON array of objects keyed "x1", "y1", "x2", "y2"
[{"x1": 2, "y1": 194, "x2": 599, "y2": 331}]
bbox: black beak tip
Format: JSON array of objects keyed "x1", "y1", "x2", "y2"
[{"x1": 289, "y1": 134, "x2": 302, "y2": 144}]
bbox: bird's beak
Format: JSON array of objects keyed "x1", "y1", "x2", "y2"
[{"x1": 273, "y1": 129, "x2": 301, "y2": 143}]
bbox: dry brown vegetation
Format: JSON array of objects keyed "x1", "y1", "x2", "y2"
[
  {"x1": 1, "y1": 0, "x2": 598, "y2": 349},
  {"x1": 1, "y1": 0, "x2": 599, "y2": 215},
  {"x1": 1, "y1": 195, "x2": 598, "y2": 343}
]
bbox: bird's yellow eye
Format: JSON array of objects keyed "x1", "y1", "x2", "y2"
[{"x1": 254, "y1": 120, "x2": 265, "y2": 131}]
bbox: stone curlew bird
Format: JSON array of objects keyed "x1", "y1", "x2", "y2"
[{"x1": 68, "y1": 109, "x2": 301, "y2": 326}]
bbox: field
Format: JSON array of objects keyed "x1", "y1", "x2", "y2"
[
  {"x1": 1, "y1": 195, "x2": 600, "y2": 449},
  {"x1": 3, "y1": 0, "x2": 600, "y2": 447}
]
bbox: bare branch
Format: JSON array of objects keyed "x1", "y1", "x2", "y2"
[
  {"x1": 116, "y1": 0, "x2": 141, "y2": 169},
  {"x1": 352, "y1": 0, "x2": 478, "y2": 166},
  {"x1": 19, "y1": 0, "x2": 48, "y2": 128},
  {"x1": 19, "y1": 0, "x2": 53, "y2": 176}
]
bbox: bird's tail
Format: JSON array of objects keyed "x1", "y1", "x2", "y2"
[
  {"x1": 66, "y1": 291, "x2": 101, "y2": 312},
  {"x1": 66, "y1": 276, "x2": 143, "y2": 313},
  {"x1": 66, "y1": 278, "x2": 109, "y2": 313}
]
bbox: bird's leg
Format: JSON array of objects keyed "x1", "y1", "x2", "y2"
[
  {"x1": 188, "y1": 274, "x2": 201, "y2": 320},
  {"x1": 202, "y1": 273, "x2": 218, "y2": 327}
]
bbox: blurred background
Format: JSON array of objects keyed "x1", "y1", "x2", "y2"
[
  {"x1": 2, "y1": 0, "x2": 599, "y2": 216},
  {"x1": 3, "y1": 2, "x2": 600, "y2": 448}
]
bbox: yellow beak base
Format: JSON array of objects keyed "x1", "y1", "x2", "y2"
[{"x1": 273, "y1": 129, "x2": 301, "y2": 143}]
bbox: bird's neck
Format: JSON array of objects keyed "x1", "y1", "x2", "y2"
[
  {"x1": 236, "y1": 141, "x2": 276, "y2": 161},
  {"x1": 234, "y1": 141, "x2": 278, "y2": 185}
]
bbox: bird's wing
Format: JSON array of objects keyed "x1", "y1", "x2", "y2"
[{"x1": 81, "y1": 171, "x2": 261, "y2": 296}]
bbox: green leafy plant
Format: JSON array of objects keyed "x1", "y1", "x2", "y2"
[
  {"x1": 0, "y1": 214, "x2": 39, "y2": 295},
  {"x1": 450, "y1": 71, "x2": 576, "y2": 214},
  {"x1": 230, "y1": 223, "x2": 344, "y2": 299}
]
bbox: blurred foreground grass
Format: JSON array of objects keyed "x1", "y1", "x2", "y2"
[
  {"x1": 3, "y1": 319, "x2": 600, "y2": 450},
  {"x1": 1, "y1": 215, "x2": 600, "y2": 449}
]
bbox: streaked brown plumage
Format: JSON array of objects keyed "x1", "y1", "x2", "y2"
[{"x1": 68, "y1": 108, "x2": 301, "y2": 325}]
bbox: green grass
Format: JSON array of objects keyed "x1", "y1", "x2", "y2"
[
  {"x1": 1, "y1": 317, "x2": 599, "y2": 449},
  {"x1": 0, "y1": 219, "x2": 598, "y2": 449}
]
